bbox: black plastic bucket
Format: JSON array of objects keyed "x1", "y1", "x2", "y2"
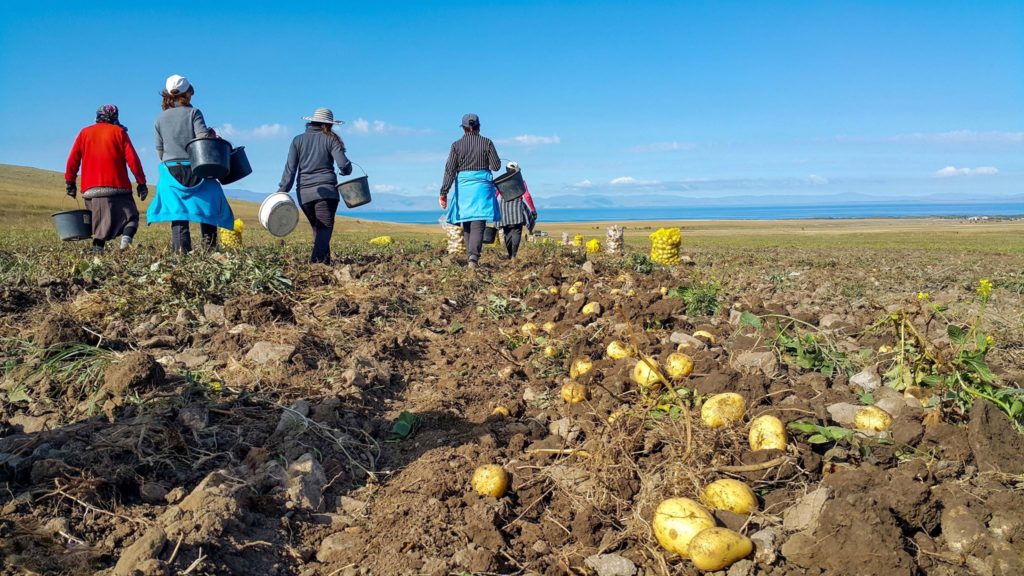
[
  {"x1": 219, "y1": 146, "x2": 252, "y2": 185},
  {"x1": 494, "y1": 168, "x2": 526, "y2": 200},
  {"x1": 482, "y1": 226, "x2": 498, "y2": 244},
  {"x1": 186, "y1": 137, "x2": 232, "y2": 179},
  {"x1": 337, "y1": 163, "x2": 372, "y2": 208},
  {"x1": 52, "y1": 209, "x2": 92, "y2": 241}
]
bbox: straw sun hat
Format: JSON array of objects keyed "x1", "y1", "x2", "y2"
[{"x1": 303, "y1": 108, "x2": 344, "y2": 125}]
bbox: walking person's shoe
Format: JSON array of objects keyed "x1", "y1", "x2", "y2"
[{"x1": 119, "y1": 235, "x2": 133, "y2": 250}]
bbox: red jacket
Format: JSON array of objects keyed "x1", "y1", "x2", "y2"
[{"x1": 65, "y1": 122, "x2": 146, "y2": 192}]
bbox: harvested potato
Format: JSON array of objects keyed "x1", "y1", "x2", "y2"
[
  {"x1": 692, "y1": 330, "x2": 717, "y2": 344},
  {"x1": 853, "y1": 405, "x2": 893, "y2": 432},
  {"x1": 543, "y1": 345, "x2": 558, "y2": 358},
  {"x1": 701, "y1": 393, "x2": 746, "y2": 427},
  {"x1": 666, "y1": 352, "x2": 694, "y2": 380},
  {"x1": 688, "y1": 527, "x2": 753, "y2": 571},
  {"x1": 471, "y1": 465, "x2": 509, "y2": 497},
  {"x1": 632, "y1": 356, "x2": 662, "y2": 387},
  {"x1": 567, "y1": 281, "x2": 584, "y2": 295},
  {"x1": 651, "y1": 497, "x2": 716, "y2": 557},
  {"x1": 570, "y1": 358, "x2": 594, "y2": 379},
  {"x1": 582, "y1": 302, "x2": 602, "y2": 316},
  {"x1": 547, "y1": 286, "x2": 559, "y2": 295},
  {"x1": 606, "y1": 340, "x2": 631, "y2": 360},
  {"x1": 541, "y1": 321, "x2": 557, "y2": 334},
  {"x1": 560, "y1": 381, "x2": 589, "y2": 403},
  {"x1": 702, "y1": 479, "x2": 758, "y2": 514},
  {"x1": 521, "y1": 322, "x2": 539, "y2": 338},
  {"x1": 660, "y1": 286, "x2": 669, "y2": 296},
  {"x1": 748, "y1": 415, "x2": 788, "y2": 451},
  {"x1": 490, "y1": 405, "x2": 510, "y2": 417}
]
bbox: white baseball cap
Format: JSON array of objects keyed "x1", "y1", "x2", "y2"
[{"x1": 165, "y1": 74, "x2": 191, "y2": 95}]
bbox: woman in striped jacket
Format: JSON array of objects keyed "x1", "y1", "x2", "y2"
[{"x1": 496, "y1": 164, "x2": 537, "y2": 260}]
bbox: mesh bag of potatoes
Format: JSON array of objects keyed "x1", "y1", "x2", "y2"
[
  {"x1": 219, "y1": 218, "x2": 244, "y2": 249},
  {"x1": 586, "y1": 238, "x2": 601, "y2": 253},
  {"x1": 572, "y1": 233, "x2": 584, "y2": 247},
  {"x1": 605, "y1": 225, "x2": 624, "y2": 255},
  {"x1": 649, "y1": 227, "x2": 682, "y2": 265}
]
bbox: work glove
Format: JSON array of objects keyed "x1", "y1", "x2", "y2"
[
  {"x1": 137, "y1": 184, "x2": 148, "y2": 201},
  {"x1": 65, "y1": 181, "x2": 77, "y2": 198},
  {"x1": 439, "y1": 194, "x2": 448, "y2": 210}
]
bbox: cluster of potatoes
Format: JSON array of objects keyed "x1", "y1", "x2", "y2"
[
  {"x1": 652, "y1": 484, "x2": 756, "y2": 571},
  {"x1": 585, "y1": 238, "x2": 602, "y2": 253},
  {"x1": 649, "y1": 227, "x2": 682, "y2": 265},
  {"x1": 218, "y1": 218, "x2": 244, "y2": 249}
]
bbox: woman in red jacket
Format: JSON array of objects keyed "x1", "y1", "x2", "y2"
[{"x1": 65, "y1": 105, "x2": 148, "y2": 252}]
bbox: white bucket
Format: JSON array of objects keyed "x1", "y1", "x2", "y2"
[{"x1": 259, "y1": 192, "x2": 299, "y2": 237}]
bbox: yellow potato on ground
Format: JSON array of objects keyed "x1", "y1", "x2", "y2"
[
  {"x1": 471, "y1": 465, "x2": 509, "y2": 497},
  {"x1": 567, "y1": 281, "x2": 584, "y2": 295},
  {"x1": 543, "y1": 345, "x2": 558, "y2": 358},
  {"x1": 688, "y1": 527, "x2": 754, "y2": 571},
  {"x1": 606, "y1": 340, "x2": 631, "y2": 360},
  {"x1": 632, "y1": 356, "x2": 662, "y2": 387},
  {"x1": 651, "y1": 497, "x2": 716, "y2": 557},
  {"x1": 547, "y1": 286, "x2": 559, "y2": 295},
  {"x1": 491, "y1": 405, "x2": 510, "y2": 417},
  {"x1": 702, "y1": 479, "x2": 758, "y2": 514},
  {"x1": 748, "y1": 415, "x2": 788, "y2": 451},
  {"x1": 582, "y1": 302, "x2": 602, "y2": 316},
  {"x1": 561, "y1": 381, "x2": 589, "y2": 404},
  {"x1": 853, "y1": 405, "x2": 893, "y2": 432},
  {"x1": 666, "y1": 352, "x2": 694, "y2": 380},
  {"x1": 692, "y1": 330, "x2": 717, "y2": 344},
  {"x1": 521, "y1": 322, "x2": 539, "y2": 338},
  {"x1": 701, "y1": 393, "x2": 746, "y2": 428},
  {"x1": 570, "y1": 358, "x2": 594, "y2": 379},
  {"x1": 541, "y1": 321, "x2": 557, "y2": 334}
]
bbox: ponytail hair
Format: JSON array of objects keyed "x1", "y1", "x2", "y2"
[{"x1": 313, "y1": 122, "x2": 344, "y2": 148}]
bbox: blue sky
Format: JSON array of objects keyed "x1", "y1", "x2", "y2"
[{"x1": 1, "y1": 0, "x2": 1021, "y2": 207}]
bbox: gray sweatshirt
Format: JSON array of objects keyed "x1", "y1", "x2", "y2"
[
  {"x1": 155, "y1": 106, "x2": 212, "y2": 161},
  {"x1": 278, "y1": 124, "x2": 353, "y2": 204}
]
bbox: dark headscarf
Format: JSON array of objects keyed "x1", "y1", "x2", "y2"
[{"x1": 96, "y1": 104, "x2": 125, "y2": 129}]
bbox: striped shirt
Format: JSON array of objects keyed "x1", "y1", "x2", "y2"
[
  {"x1": 440, "y1": 133, "x2": 500, "y2": 194},
  {"x1": 497, "y1": 187, "x2": 537, "y2": 227}
]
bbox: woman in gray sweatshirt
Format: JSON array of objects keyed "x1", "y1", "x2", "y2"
[{"x1": 277, "y1": 108, "x2": 352, "y2": 264}]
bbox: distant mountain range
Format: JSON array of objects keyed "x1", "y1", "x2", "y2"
[{"x1": 225, "y1": 188, "x2": 1024, "y2": 212}]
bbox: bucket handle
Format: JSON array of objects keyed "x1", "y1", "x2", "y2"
[
  {"x1": 343, "y1": 161, "x2": 367, "y2": 178},
  {"x1": 61, "y1": 193, "x2": 82, "y2": 211},
  {"x1": 500, "y1": 158, "x2": 520, "y2": 171}
]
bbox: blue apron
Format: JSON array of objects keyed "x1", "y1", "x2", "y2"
[
  {"x1": 445, "y1": 170, "x2": 500, "y2": 225},
  {"x1": 146, "y1": 161, "x2": 235, "y2": 230}
]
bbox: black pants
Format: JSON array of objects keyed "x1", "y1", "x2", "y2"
[
  {"x1": 171, "y1": 221, "x2": 217, "y2": 253},
  {"x1": 461, "y1": 220, "x2": 485, "y2": 263},
  {"x1": 302, "y1": 198, "x2": 339, "y2": 264},
  {"x1": 502, "y1": 225, "x2": 523, "y2": 259}
]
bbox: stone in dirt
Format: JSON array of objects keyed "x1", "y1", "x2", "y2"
[
  {"x1": 275, "y1": 400, "x2": 311, "y2": 435},
  {"x1": 8, "y1": 413, "x2": 55, "y2": 434},
  {"x1": 750, "y1": 526, "x2": 782, "y2": 564},
  {"x1": 228, "y1": 323, "x2": 256, "y2": 335},
  {"x1": 731, "y1": 350, "x2": 777, "y2": 376},
  {"x1": 175, "y1": 308, "x2": 195, "y2": 324},
  {"x1": 968, "y1": 399, "x2": 1024, "y2": 474},
  {"x1": 112, "y1": 525, "x2": 167, "y2": 576},
  {"x1": 818, "y1": 313, "x2": 845, "y2": 329},
  {"x1": 826, "y1": 402, "x2": 860, "y2": 427},
  {"x1": 581, "y1": 260, "x2": 596, "y2": 275},
  {"x1": 941, "y1": 505, "x2": 986, "y2": 554},
  {"x1": 670, "y1": 331, "x2": 706, "y2": 351},
  {"x1": 138, "y1": 335, "x2": 177, "y2": 348},
  {"x1": 849, "y1": 368, "x2": 881, "y2": 391},
  {"x1": 246, "y1": 341, "x2": 296, "y2": 364},
  {"x1": 729, "y1": 308, "x2": 744, "y2": 326},
  {"x1": 726, "y1": 559, "x2": 754, "y2": 576},
  {"x1": 174, "y1": 349, "x2": 209, "y2": 369},
  {"x1": 783, "y1": 487, "x2": 830, "y2": 533},
  {"x1": 202, "y1": 303, "x2": 226, "y2": 324},
  {"x1": 177, "y1": 404, "x2": 209, "y2": 433},
  {"x1": 584, "y1": 553, "x2": 637, "y2": 576},
  {"x1": 140, "y1": 482, "x2": 169, "y2": 504},
  {"x1": 285, "y1": 453, "x2": 327, "y2": 511},
  {"x1": 452, "y1": 543, "x2": 496, "y2": 572}
]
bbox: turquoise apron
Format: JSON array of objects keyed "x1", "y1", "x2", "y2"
[
  {"x1": 146, "y1": 161, "x2": 235, "y2": 230},
  {"x1": 445, "y1": 170, "x2": 500, "y2": 225}
]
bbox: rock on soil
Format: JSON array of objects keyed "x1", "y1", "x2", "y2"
[
  {"x1": 246, "y1": 341, "x2": 296, "y2": 364},
  {"x1": 849, "y1": 368, "x2": 881, "y2": 391},
  {"x1": 731, "y1": 350, "x2": 778, "y2": 375},
  {"x1": 783, "y1": 487, "x2": 830, "y2": 533},
  {"x1": 285, "y1": 453, "x2": 327, "y2": 511},
  {"x1": 584, "y1": 553, "x2": 637, "y2": 576},
  {"x1": 968, "y1": 399, "x2": 1024, "y2": 474},
  {"x1": 941, "y1": 505, "x2": 987, "y2": 554}
]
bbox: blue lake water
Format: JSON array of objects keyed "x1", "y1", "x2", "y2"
[{"x1": 342, "y1": 202, "x2": 1023, "y2": 224}]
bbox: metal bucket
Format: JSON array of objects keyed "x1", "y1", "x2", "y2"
[
  {"x1": 219, "y1": 146, "x2": 252, "y2": 185},
  {"x1": 482, "y1": 226, "x2": 498, "y2": 244},
  {"x1": 51, "y1": 208, "x2": 92, "y2": 241},
  {"x1": 259, "y1": 192, "x2": 299, "y2": 237},
  {"x1": 494, "y1": 167, "x2": 526, "y2": 200},
  {"x1": 336, "y1": 163, "x2": 372, "y2": 208},
  {"x1": 186, "y1": 137, "x2": 232, "y2": 179}
]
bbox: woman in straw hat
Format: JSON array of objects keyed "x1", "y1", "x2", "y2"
[
  {"x1": 147, "y1": 74, "x2": 234, "y2": 252},
  {"x1": 277, "y1": 107, "x2": 353, "y2": 264},
  {"x1": 439, "y1": 113, "x2": 501, "y2": 269},
  {"x1": 64, "y1": 104, "x2": 148, "y2": 253}
]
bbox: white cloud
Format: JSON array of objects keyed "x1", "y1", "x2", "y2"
[
  {"x1": 805, "y1": 174, "x2": 829, "y2": 185},
  {"x1": 630, "y1": 141, "x2": 697, "y2": 153},
  {"x1": 497, "y1": 134, "x2": 561, "y2": 146},
  {"x1": 573, "y1": 179, "x2": 593, "y2": 188},
  {"x1": 346, "y1": 117, "x2": 429, "y2": 136},
  {"x1": 610, "y1": 176, "x2": 659, "y2": 186},
  {"x1": 935, "y1": 166, "x2": 999, "y2": 177},
  {"x1": 215, "y1": 123, "x2": 289, "y2": 140},
  {"x1": 372, "y1": 184, "x2": 401, "y2": 193}
]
